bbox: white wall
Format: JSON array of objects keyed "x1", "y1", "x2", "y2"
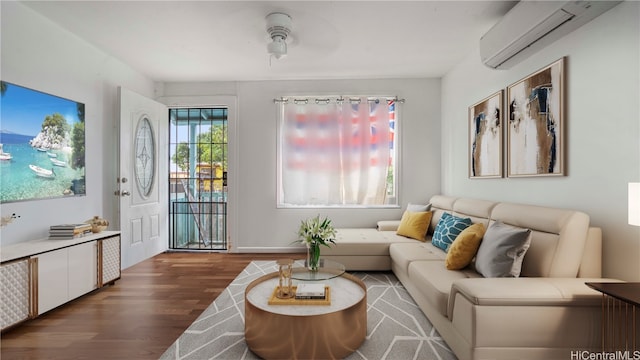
[
  {"x1": 158, "y1": 78, "x2": 441, "y2": 251},
  {"x1": 0, "y1": 2, "x2": 155, "y2": 245},
  {"x1": 441, "y1": 2, "x2": 640, "y2": 281}
]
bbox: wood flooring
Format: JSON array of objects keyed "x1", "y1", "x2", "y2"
[{"x1": 0, "y1": 251, "x2": 305, "y2": 360}]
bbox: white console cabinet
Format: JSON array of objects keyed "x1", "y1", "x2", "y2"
[
  {"x1": 0, "y1": 231, "x2": 120, "y2": 330},
  {"x1": 34, "y1": 241, "x2": 99, "y2": 315}
]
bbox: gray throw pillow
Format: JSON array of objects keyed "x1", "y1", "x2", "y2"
[
  {"x1": 407, "y1": 203, "x2": 431, "y2": 212},
  {"x1": 474, "y1": 221, "x2": 532, "y2": 278}
]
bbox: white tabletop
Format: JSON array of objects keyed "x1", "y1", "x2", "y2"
[
  {"x1": 0, "y1": 230, "x2": 120, "y2": 263},
  {"x1": 246, "y1": 275, "x2": 365, "y2": 316}
]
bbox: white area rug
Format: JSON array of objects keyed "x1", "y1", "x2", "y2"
[{"x1": 160, "y1": 261, "x2": 456, "y2": 360}]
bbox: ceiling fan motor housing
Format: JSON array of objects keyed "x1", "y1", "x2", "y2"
[
  {"x1": 266, "y1": 12, "x2": 292, "y2": 40},
  {"x1": 266, "y1": 12, "x2": 292, "y2": 59}
]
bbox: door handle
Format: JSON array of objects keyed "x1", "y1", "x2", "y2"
[{"x1": 121, "y1": 190, "x2": 131, "y2": 197}]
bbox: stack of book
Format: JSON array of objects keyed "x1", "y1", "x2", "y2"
[
  {"x1": 295, "y1": 283, "x2": 327, "y2": 300},
  {"x1": 49, "y1": 223, "x2": 92, "y2": 239}
]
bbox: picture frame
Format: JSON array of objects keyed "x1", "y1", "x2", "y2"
[
  {"x1": 0, "y1": 81, "x2": 86, "y2": 203},
  {"x1": 469, "y1": 90, "x2": 503, "y2": 179},
  {"x1": 507, "y1": 58, "x2": 565, "y2": 177}
]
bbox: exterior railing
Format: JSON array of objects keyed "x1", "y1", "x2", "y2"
[{"x1": 171, "y1": 200, "x2": 227, "y2": 250}]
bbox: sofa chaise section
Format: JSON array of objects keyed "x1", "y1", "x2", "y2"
[{"x1": 321, "y1": 228, "x2": 416, "y2": 271}]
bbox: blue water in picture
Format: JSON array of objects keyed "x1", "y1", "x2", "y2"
[
  {"x1": 1, "y1": 81, "x2": 86, "y2": 203},
  {"x1": 0, "y1": 141, "x2": 85, "y2": 203}
]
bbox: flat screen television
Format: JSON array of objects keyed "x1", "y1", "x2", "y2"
[{"x1": 0, "y1": 81, "x2": 86, "y2": 203}]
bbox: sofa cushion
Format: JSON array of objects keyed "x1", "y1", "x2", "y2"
[
  {"x1": 432, "y1": 212, "x2": 473, "y2": 251},
  {"x1": 445, "y1": 223, "x2": 485, "y2": 270},
  {"x1": 326, "y1": 229, "x2": 415, "y2": 256},
  {"x1": 408, "y1": 260, "x2": 480, "y2": 318},
  {"x1": 396, "y1": 211, "x2": 433, "y2": 241},
  {"x1": 389, "y1": 242, "x2": 445, "y2": 275},
  {"x1": 451, "y1": 197, "x2": 497, "y2": 228},
  {"x1": 474, "y1": 221, "x2": 532, "y2": 278},
  {"x1": 490, "y1": 202, "x2": 590, "y2": 277}
]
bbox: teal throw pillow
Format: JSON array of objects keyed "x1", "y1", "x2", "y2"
[{"x1": 432, "y1": 212, "x2": 473, "y2": 252}]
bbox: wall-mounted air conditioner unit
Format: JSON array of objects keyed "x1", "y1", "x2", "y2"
[{"x1": 480, "y1": 0, "x2": 621, "y2": 69}]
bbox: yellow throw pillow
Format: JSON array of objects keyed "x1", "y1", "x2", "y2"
[
  {"x1": 445, "y1": 223, "x2": 486, "y2": 270},
  {"x1": 396, "y1": 211, "x2": 433, "y2": 241}
]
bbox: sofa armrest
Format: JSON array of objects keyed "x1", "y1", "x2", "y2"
[
  {"x1": 447, "y1": 277, "x2": 621, "y2": 319},
  {"x1": 377, "y1": 220, "x2": 401, "y2": 231}
]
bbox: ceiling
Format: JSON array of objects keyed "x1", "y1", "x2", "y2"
[{"x1": 22, "y1": 1, "x2": 518, "y2": 82}]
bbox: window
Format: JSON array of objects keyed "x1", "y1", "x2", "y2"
[{"x1": 277, "y1": 96, "x2": 399, "y2": 207}]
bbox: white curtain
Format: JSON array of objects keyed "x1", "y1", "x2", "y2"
[{"x1": 280, "y1": 97, "x2": 391, "y2": 206}]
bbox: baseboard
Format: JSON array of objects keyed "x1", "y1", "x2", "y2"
[{"x1": 235, "y1": 247, "x2": 306, "y2": 253}]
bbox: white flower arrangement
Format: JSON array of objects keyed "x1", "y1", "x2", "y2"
[{"x1": 297, "y1": 215, "x2": 337, "y2": 248}]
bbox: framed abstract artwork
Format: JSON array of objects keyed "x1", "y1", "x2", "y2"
[
  {"x1": 469, "y1": 90, "x2": 503, "y2": 178},
  {"x1": 507, "y1": 58, "x2": 565, "y2": 177}
]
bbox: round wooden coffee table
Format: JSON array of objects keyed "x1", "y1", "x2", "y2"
[{"x1": 244, "y1": 270, "x2": 366, "y2": 359}]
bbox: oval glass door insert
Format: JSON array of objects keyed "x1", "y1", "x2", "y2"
[{"x1": 134, "y1": 116, "x2": 155, "y2": 197}]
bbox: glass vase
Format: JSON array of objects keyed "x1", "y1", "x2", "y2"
[{"x1": 306, "y1": 243, "x2": 321, "y2": 271}]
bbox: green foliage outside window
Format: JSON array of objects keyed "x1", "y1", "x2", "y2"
[{"x1": 171, "y1": 124, "x2": 227, "y2": 172}]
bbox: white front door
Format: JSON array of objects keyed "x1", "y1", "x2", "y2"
[{"x1": 118, "y1": 87, "x2": 168, "y2": 269}]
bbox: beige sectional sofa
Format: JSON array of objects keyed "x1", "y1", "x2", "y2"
[{"x1": 322, "y1": 195, "x2": 618, "y2": 360}]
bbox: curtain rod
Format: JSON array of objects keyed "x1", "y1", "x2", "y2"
[{"x1": 273, "y1": 96, "x2": 405, "y2": 104}]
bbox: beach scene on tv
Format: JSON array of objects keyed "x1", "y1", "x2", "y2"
[{"x1": 0, "y1": 81, "x2": 86, "y2": 203}]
